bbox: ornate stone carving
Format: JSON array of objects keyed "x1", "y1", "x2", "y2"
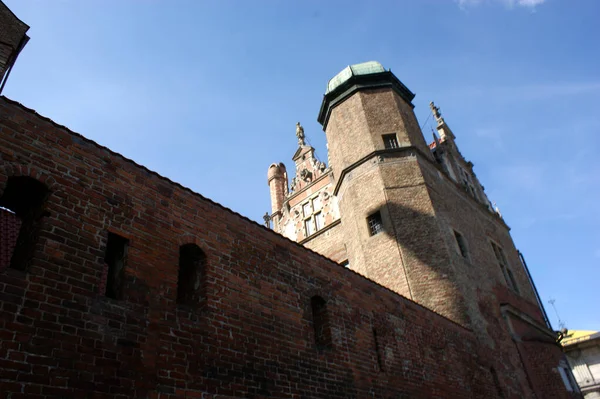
[
  {"x1": 296, "y1": 122, "x2": 305, "y2": 146},
  {"x1": 300, "y1": 168, "x2": 311, "y2": 182}
]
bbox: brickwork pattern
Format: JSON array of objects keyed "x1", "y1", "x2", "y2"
[
  {"x1": 314, "y1": 83, "x2": 578, "y2": 399},
  {"x1": 0, "y1": 1, "x2": 29, "y2": 82},
  {"x1": 0, "y1": 208, "x2": 20, "y2": 270},
  {"x1": 0, "y1": 96, "x2": 540, "y2": 398}
]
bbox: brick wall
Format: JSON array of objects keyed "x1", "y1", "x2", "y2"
[
  {"x1": 0, "y1": 208, "x2": 20, "y2": 270},
  {"x1": 0, "y1": 96, "x2": 578, "y2": 398}
]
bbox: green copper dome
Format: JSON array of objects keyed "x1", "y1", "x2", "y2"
[{"x1": 326, "y1": 61, "x2": 386, "y2": 94}]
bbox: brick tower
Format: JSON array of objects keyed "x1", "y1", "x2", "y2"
[
  {"x1": 0, "y1": 0, "x2": 29, "y2": 93},
  {"x1": 269, "y1": 63, "x2": 573, "y2": 397}
]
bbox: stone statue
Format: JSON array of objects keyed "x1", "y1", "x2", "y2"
[
  {"x1": 296, "y1": 122, "x2": 305, "y2": 146},
  {"x1": 429, "y1": 101, "x2": 445, "y2": 125},
  {"x1": 263, "y1": 212, "x2": 271, "y2": 228},
  {"x1": 290, "y1": 177, "x2": 298, "y2": 193}
]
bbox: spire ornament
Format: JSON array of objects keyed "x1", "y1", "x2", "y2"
[
  {"x1": 296, "y1": 122, "x2": 305, "y2": 146},
  {"x1": 429, "y1": 101, "x2": 444, "y2": 126}
]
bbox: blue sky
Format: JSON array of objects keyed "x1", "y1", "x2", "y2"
[{"x1": 4, "y1": 0, "x2": 599, "y2": 330}]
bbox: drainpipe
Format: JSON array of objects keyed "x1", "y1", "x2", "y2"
[{"x1": 518, "y1": 250, "x2": 552, "y2": 330}]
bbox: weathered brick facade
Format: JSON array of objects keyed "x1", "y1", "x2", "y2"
[
  {"x1": 0, "y1": 0, "x2": 29, "y2": 93},
  {"x1": 0, "y1": 95, "x2": 566, "y2": 398},
  {"x1": 269, "y1": 62, "x2": 579, "y2": 398},
  {"x1": 0, "y1": 3, "x2": 578, "y2": 394}
]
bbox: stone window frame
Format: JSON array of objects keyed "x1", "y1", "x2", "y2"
[
  {"x1": 459, "y1": 166, "x2": 478, "y2": 200},
  {"x1": 302, "y1": 194, "x2": 324, "y2": 238},
  {"x1": 367, "y1": 211, "x2": 383, "y2": 236},
  {"x1": 452, "y1": 229, "x2": 470, "y2": 261},
  {"x1": 489, "y1": 239, "x2": 520, "y2": 294},
  {"x1": 382, "y1": 133, "x2": 399, "y2": 149}
]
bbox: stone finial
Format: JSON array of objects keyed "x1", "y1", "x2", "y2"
[
  {"x1": 429, "y1": 101, "x2": 444, "y2": 126},
  {"x1": 296, "y1": 122, "x2": 305, "y2": 146},
  {"x1": 493, "y1": 202, "x2": 502, "y2": 218}
]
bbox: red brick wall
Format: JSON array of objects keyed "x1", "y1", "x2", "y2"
[
  {"x1": 0, "y1": 96, "x2": 577, "y2": 398},
  {"x1": 0, "y1": 208, "x2": 20, "y2": 270}
]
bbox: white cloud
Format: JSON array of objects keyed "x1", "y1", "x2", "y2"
[{"x1": 458, "y1": 0, "x2": 547, "y2": 8}]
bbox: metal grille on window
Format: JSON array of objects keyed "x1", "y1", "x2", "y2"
[
  {"x1": 382, "y1": 134, "x2": 399, "y2": 149},
  {"x1": 367, "y1": 212, "x2": 383, "y2": 236}
]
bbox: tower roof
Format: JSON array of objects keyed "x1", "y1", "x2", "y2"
[
  {"x1": 326, "y1": 61, "x2": 386, "y2": 94},
  {"x1": 318, "y1": 61, "x2": 415, "y2": 129}
]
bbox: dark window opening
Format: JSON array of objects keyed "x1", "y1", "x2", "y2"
[
  {"x1": 382, "y1": 134, "x2": 399, "y2": 149},
  {"x1": 0, "y1": 177, "x2": 49, "y2": 271},
  {"x1": 311, "y1": 295, "x2": 332, "y2": 349},
  {"x1": 373, "y1": 328, "x2": 384, "y2": 372},
  {"x1": 491, "y1": 241, "x2": 519, "y2": 293},
  {"x1": 367, "y1": 212, "x2": 383, "y2": 236},
  {"x1": 505, "y1": 268, "x2": 519, "y2": 294},
  {"x1": 177, "y1": 243, "x2": 205, "y2": 306},
  {"x1": 454, "y1": 230, "x2": 469, "y2": 259},
  {"x1": 104, "y1": 233, "x2": 129, "y2": 299}
]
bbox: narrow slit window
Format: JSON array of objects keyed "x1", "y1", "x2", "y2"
[
  {"x1": 454, "y1": 230, "x2": 469, "y2": 259},
  {"x1": 104, "y1": 233, "x2": 129, "y2": 300},
  {"x1": 373, "y1": 328, "x2": 384, "y2": 372},
  {"x1": 490, "y1": 241, "x2": 519, "y2": 293},
  {"x1": 0, "y1": 176, "x2": 49, "y2": 272},
  {"x1": 367, "y1": 212, "x2": 383, "y2": 236},
  {"x1": 382, "y1": 134, "x2": 399, "y2": 149},
  {"x1": 177, "y1": 243, "x2": 205, "y2": 306},
  {"x1": 311, "y1": 296, "x2": 332, "y2": 349}
]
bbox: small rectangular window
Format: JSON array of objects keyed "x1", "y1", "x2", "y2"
[
  {"x1": 367, "y1": 212, "x2": 383, "y2": 236},
  {"x1": 104, "y1": 233, "x2": 129, "y2": 300},
  {"x1": 312, "y1": 196, "x2": 322, "y2": 211},
  {"x1": 490, "y1": 241, "x2": 519, "y2": 293},
  {"x1": 302, "y1": 202, "x2": 312, "y2": 218},
  {"x1": 382, "y1": 134, "x2": 399, "y2": 149},
  {"x1": 314, "y1": 212, "x2": 323, "y2": 231},
  {"x1": 305, "y1": 219, "x2": 314, "y2": 237},
  {"x1": 454, "y1": 230, "x2": 469, "y2": 259}
]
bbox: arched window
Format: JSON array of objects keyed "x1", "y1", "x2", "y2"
[
  {"x1": 311, "y1": 295, "x2": 332, "y2": 349},
  {"x1": 177, "y1": 243, "x2": 205, "y2": 306},
  {"x1": 0, "y1": 177, "x2": 49, "y2": 271}
]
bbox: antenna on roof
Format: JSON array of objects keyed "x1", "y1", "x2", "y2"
[{"x1": 548, "y1": 298, "x2": 566, "y2": 331}]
